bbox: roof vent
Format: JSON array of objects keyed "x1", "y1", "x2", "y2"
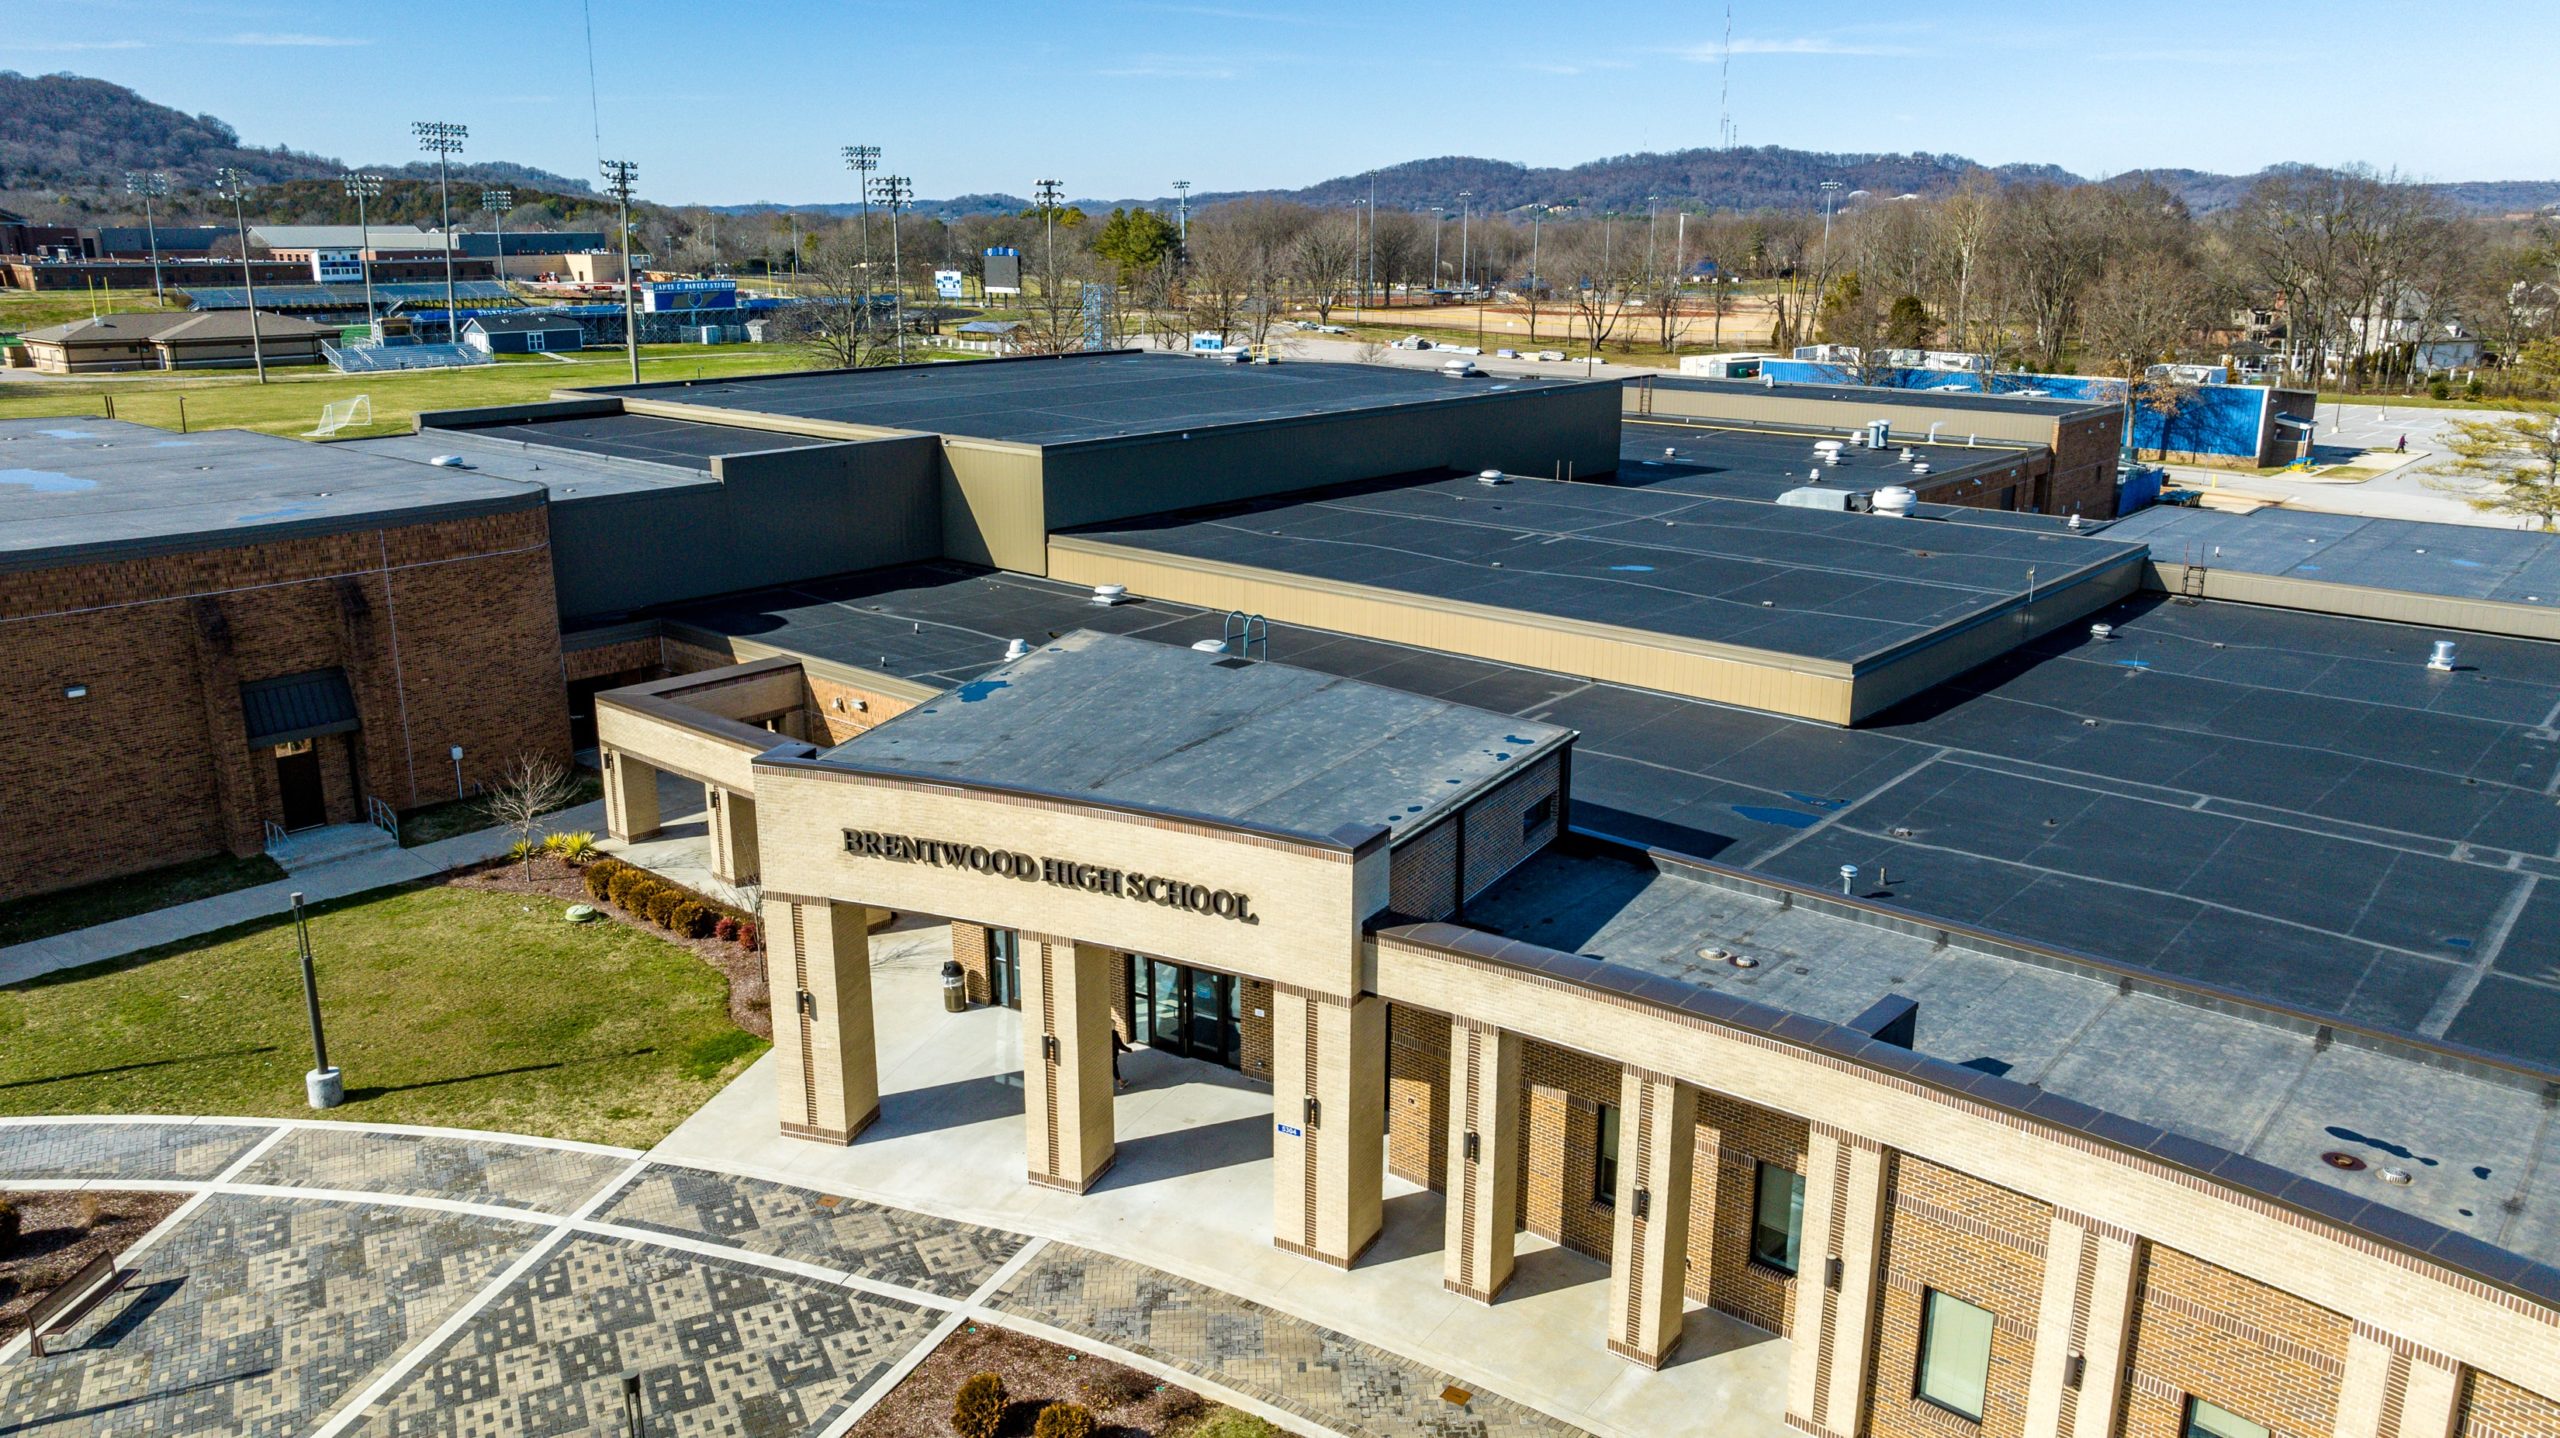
[
  {"x1": 1871, "y1": 486, "x2": 1918, "y2": 517},
  {"x1": 1477, "y1": 469, "x2": 1510, "y2": 485},
  {"x1": 2427, "y1": 640, "x2": 2458, "y2": 672},
  {"x1": 430, "y1": 454, "x2": 468, "y2": 468},
  {"x1": 1090, "y1": 583, "x2": 1129, "y2": 606},
  {"x1": 1664, "y1": 447, "x2": 1678, "y2": 458},
  {"x1": 1004, "y1": 638, "x2": 1029, "y2": 661},
  {"x1": 2067, "y1": 513, "x2": 2084, "y2": 530},
  {"x1": 2090, "y1": 623, "x2": 2114, "y2": 641},
  {"x1": 1911, "y1": 461, "x2": 1931, "y2": 476},
  {"x1": 1899, "y1": 447, "x2": 1915, "y2": 463},
  {"x1": 1191, "y1": 638, "x2": 1229, "y2": 654}
]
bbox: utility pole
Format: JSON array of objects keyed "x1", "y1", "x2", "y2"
[
  {"x1": 1035, "y1": 177, "x2": 1065, "y2": 343},
  {"x1": 1528, "y1": 208, "x2": 1542, "y2": 342},
  {"x1": 1458, "y1": 190, "x2": 1472, "y2": 293},
  {"x1": 1173, "y1": 179, "x2": 1191, "y2": 243},
  {"x1": 842, "y1": 145, "x2": 880, "y2": 348},
  {"x1": 1645, "y1": 194, "x2": 1660, "y2": 277},
  {"x1": 344, "y1": 173, "x2": 383, "y2": 327},
  {"x1": 482, "y1": 186, "x2": 512, "y2": 285},
  {"x1": 602, "y1": 158, "x2": 641, "y2": 383},
  {"x1": 413, "y1": 120, "x2": 467, "y2": 343},
  {"x1": 124, "y1": 171, "x2": 170, "y2": 303},
  {"x1": 214, "y1": 168, "x2": 267, "y2": 384},
  {"x1": 876, "y1": 174, "x2": 913, "y2": 362}
]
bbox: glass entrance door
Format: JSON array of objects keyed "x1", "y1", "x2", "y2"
[
  {"x1": 988, "y1": 929, "x2": 1021, "y2": 1010},
  {"x1": 1136, "y1": 958, "x2": 1241, "y2": 1070}
]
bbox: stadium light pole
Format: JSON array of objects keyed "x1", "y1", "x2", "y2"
[
  {"x1": 124, "y1": 171, "x2": 170, "y2": 303},
  {"x1": 1366, "y1": 171, "x2": 1377, "y2": 309},
  {"x1": 1172, "y1": 179, "x2": 1190, "y2": 243},
  {"x1": 214, "y1": 168, "x2": 267, "y2": 384},
  {"x1": 482, "y1": 186, "x2": 513, "y2": 284},
  {"x1": 1458, "y1": 190, "x2": 1472, "y2": 294},
  {"x1": 413, "y1": 121, "x2": 467, "y2": 343},
  {"x1": 1035, "y1": 178, "x2": 1064, "y2": 338},
  {"x1": 843, "y1": 145, "x2": 880, "y2": 345},
  {"x1": 344, "y1": 173, "x2": 384, "y2": 328},
  {"x1": 602, "y1": 159, "x2": 641, "y2": 383},
  {"x1": 1429, "y1": 205, "x2": 1444, "y2": 290},
  {"x1": 876, "y1": 174, "x2": 913, "y2": 363}
]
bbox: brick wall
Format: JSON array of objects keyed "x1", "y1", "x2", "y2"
[
  {"x1": 1239, "y1": 978, "x2": 1273, "y2": 1083},
  {"x1": 2050, "y1": 412, "x2": 2122, "y2": 520},
  {"x1": 564, "y1": 636, "x2": 664, "y2": 683},
  {"x1": 803, "y1": 673, "x2": 922, "y2": 746},
  {"x1": 951, "y1": 921, "x2": 993, "y2": 1004},
  {"x1": 2462, "y1": 1368, "x2": 2560, "y2": 1438},
  {"x1": 1691, "y1": 1092, "x2": 1810, "y2": 1334},
  {"x1": 1388, "y1": 818, "x2": 1460, "y2": 920},
  {"x1": 1866, "y1": 1156, "x2": 2054, "y2": 1438},
  {"x1": 1517, "y1": 1038, "x2": 1622, "y2": 1260},
  {"x1": 2120, "y1": 1245, "x2": 2351, "y2": 1438},
  {"x1": 1388, "y1": 1002, "x2": 1451, "y2": 1187},
  {"x1": 1460, "y1": 752, "x2": 1562, "y2": 903},
  {"x1": 0, "y1": 505, "x2": 566, "y2": 900}
]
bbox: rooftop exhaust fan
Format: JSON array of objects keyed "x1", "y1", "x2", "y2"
[
  {"x1": 1871, "y1": 485, "x2": 1918, "y2": 517},
  {"x1": 1090, "y1": 583, "x2": 1129, "y2": 606},
  {"x1": 2428, "y1": 640, "x2": 2458, "y2": 672},
  {"x1": 2090, "y1": 623, "x2": 2114, "y2": 641},
  {"x1": 1911, "y1": 461, "x2": 1932, "y2": 476},
  {"x1": 1477, "y1": 469, "x2": 1510, "y2": 485},
  {"x1": 1004, "y1": 638, "x2": 1030, "y2": 661}
]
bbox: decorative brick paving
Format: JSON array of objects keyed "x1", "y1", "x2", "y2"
[
  {"x1": 351, "y1": 1233, "x2": 938, "y2": 1438},
  {"x1": 230, "y1": 1127, "x2": 635, "y2": 1214},
  {"x1": 593, "y1": 1162, "x2": 1029, "y2": 1298},
  {"x1": 0, "y1": 1120, "x2": 271, "y2": 1183},
  {"x1": 992, "y1": 1244, "x2": 1587, "y2": 1438},
  {"x1": 0, "y1": 1193, "x2": 538, "y2": 1438}
]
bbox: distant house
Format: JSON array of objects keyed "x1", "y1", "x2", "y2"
[
  {"x1": 19, "y1": 310, "x2": 330, "y2": 373},
  {"x1": 463, "y1": 312, "x2": 585, "y2": 355}
]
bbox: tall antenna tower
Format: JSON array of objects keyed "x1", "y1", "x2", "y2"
[{"x1": 1720, "y1": 3, "x2": 1734, "y2": 149}]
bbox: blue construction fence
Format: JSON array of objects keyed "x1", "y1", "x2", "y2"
[{"x1": 1756, "y1": 359, "x2": 2276, "y2": 461}]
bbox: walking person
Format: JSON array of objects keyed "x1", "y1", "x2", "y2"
[
  {"x1": 2397, "y1": 433, "x2": 2407, "y2": 454},
  {"x1": 1112, "y1": 1028, "x2": 1134, "y2": 1090}
]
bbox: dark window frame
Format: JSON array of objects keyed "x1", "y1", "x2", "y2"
[
  {"x1": 1593, "y1": 1101, "x2": 1619, "y2": 1207},
  {"x1": 1914, "y1": 1288, "x2": 1995, "y2": 1424},
  {"x1": 1749, "y1": 1161, "x2": 1806, "y2": 1276}
]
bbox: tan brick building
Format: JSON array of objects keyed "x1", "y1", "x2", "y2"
[{"x1": 0, "y1": 420, "x2": 569, "y2": 899}]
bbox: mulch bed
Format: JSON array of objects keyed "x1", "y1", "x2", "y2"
[
  {"x1": 0, "y1": 1190, "x2": 187, "y2": 1340},
  {"x1": 847, "y1": 1322, "x2": 1228, "y2": 1438},
  {"x1": 445, "y1": 854, "x2": 772, "y2": 1038}
]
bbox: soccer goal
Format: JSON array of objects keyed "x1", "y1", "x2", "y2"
[{"x1": 307, "y1": 394, "x2": 374, "y2": 438}]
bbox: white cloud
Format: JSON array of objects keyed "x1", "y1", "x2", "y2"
[
  {"x1": 1672, "y1": 35, "x2": 1925, "y2": 60},
  {"x1": 19, "y1": 39, "x2": 149, "y2": 51},
  {"x1": 220, "y1": 32, "x2": 370, "y2": 47}
]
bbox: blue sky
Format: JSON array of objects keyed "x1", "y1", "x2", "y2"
[{"x1": 21, "y1": 1, "x2": 2559, "y2": 204}]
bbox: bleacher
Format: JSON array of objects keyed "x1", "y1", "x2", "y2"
[
  {"x1": 182, "y1": 281, "x2": 521, "y2": 312},
  {"x1": 321, "y1": 341, "x2": 493, "y2": 373}
]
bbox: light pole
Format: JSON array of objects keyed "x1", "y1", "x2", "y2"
[
  {"x1": 1528, "y1": 208, "x2": 1543, "y2": 342},
  {"x1": 482, "y1": 186, "x2": 512, "y2": 284},
  {"x1": 1035, "y1": 178, "x2": 1065, "y2": 339},
  {"x1": 213, "y1": 168, "x2": 268, "y2": 384},
  {"x1": 124, "y1": 171, "x2": 170, "y2": 303},
  {"x1": 290, "y1": 891, "x2": 342, "y2": 1108},
  {"x1": 344, "y1": 173, "x2": 383, "y2": 327},
  {"x1": 1464, "y1": 189, "x2": 1484, "y2": 292},
  {"x1": 842, "y1": 145, "x2": 880, "y2": 345},
  {"x1": 1173, "y1": 179, "x2": 1191, "y2": 243},
  {"x1": 1429, "y1": 206, "x2": 1445, "y2": 290},
  {"x1": 876, "y1": 174, "x2": 913, "y2": 362},
  {"x1": 1819, "y1": 179, "x2": 1843, "y2": 251},
  {"x1": 602, "y1": 159, "x2": 641, "y2": 383},
  {"x1": 1366, "y1": 171, "x2": 1377, "y2": 309},
  {"x1": 413, "y1": 120, "x2": 467, "y2": 343}
]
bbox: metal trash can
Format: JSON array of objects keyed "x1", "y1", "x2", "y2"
[{"x1": 941, "y1": 959, "x2": 967, "y2": 1013}]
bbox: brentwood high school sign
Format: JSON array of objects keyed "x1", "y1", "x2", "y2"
[{"x1": 842, "y1": 828, "x2": 1260, "y2": 924}]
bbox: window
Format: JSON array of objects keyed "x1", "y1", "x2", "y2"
[
  {"x1": 1916, "y1": 1290, "x2": 1995, "y2": 1422},
  {"x1": 2184, "y1": 1399, "x2": 2269, "y2": 1438},
  {"x1": 1522, "y1": 792, "x2": 1557, "y2": 840},
  {"x1": 1593, "y1": 1103, "x2": 1620, "y2": 1206},
  {"x1": 1750, "y1": 1162, "x2": 1806, "y2": 1274}
]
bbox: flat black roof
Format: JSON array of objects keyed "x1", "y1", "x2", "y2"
[
  {"x1": 591, "y1": 349, "x2": 1603, "y2": 446},
  {"x1": 0, "y1": 419, "x2": 536, "y2": 570},
  {"x1": 2104, "y1": 504, "x2": 2560, "y2": 606},
  {"x1": 1655, "y1": 372, "x2": 2111, "y2": 419},
  {"x1": 828, "y1": 630, "x2": 1569, "y2": 844},
  {"x1": 1065, "y1": 472, "x2": 2144, "y2": 665},
  {"x1": 642, "y1": 564, "x2": 2560, "y2": 1075},
  {"x1": 430, "y1": 411, "x2": 838, "y2": 473},
  {"x1": 1613, "y1": 417, "x2": 2074, "y2": 527}
]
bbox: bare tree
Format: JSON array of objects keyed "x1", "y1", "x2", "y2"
[
  {"x1": 766, "y1": 233, "x2": 903, "y2": 368},
  {"x1": 1290, "y1": 212, "x2": 1360, "y2": 325},
  {"x1": 1552, "y1": 225, "x2": 1641, "y2": 357},
  {"x1": 481, "y1": 755, "x2": 579, "y2": 882}
]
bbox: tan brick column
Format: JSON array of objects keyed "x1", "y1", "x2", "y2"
[
  {"x1": 2334, "y1": 1325, "x2": 2465, "y2": 1438},
  {"x1": 709, "y1": 788, "x2": 760, "y2": 883},
  {"x1": 602, "y1": 749, "x2": 660, "y2": 842},
  {"x1": 765, "y1": 897, "x2": 878, "y2": 1144},
  {"x1": 1443, "y1": 1019, "x2": 1521, "y2": 1302},
  {"x1": 2024, "y1": 1211, "x2": 2143, "y2": 1438},
  {"x1": 1023, "y1": 936, "x2": 1116, "y2": 1193},
  {"x1": 1272, "y1": 986, "x2": 1385, "y2": 1267},
  {"x1": 1785, "y1": 1124, "x2": 1889, "y2": 1437},
  {"x1": 1604, "y1": 1068, "x2": 1697, "y2": 1368}
]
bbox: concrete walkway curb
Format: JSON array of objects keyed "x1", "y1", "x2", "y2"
[{"x1": 0, "y1": 798, "x2": 606, "y2": 988}]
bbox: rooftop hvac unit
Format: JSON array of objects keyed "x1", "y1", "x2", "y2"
[
  {"x1": 1777, "y1": 486, "x2": 1854, "y2": 511},
  {"x1": 1871, "y1": 485, "x2": 1918, "y2": 517}
]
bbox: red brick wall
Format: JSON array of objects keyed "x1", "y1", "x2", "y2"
[
  {"x1": 2462, "y1": 1369, "x2": 2560, "y2": 1438},
  {"x1": 1691, "y1": 1093, "x2": 1811, "y2": 1334},
  {"x1": 564, "y1": 636, "x2": 664, "y2": 683},
  {"x1": 1866, "y1": 1156, "x2": 2054, "y2": 1438},
  {"x1": 2051, "y1": 412, "x2": 2123, "y2": 519},
  {"x1": 1517, "y1": 1038, "x2": 1622, "y2": 1260},
  {"x1": 1460, "y1": 752, "x2": 1562, "y2": 903},
  {"x1": 0, "y1": 505, "x2": 567, "y2": 899},
  {"x1": 2120, "y1": 1245, "x2": 2350, "y2": 1438}
]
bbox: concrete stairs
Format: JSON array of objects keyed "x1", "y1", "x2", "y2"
[{"x1": 266, "y1": 822, "x2": 400, "y2": 874}]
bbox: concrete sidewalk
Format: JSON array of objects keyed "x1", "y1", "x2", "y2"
[
  {"x1": 652, "y1": 924, "x2": 1792, "y2": 1438},
  {"x1": 0, "y1": 798, "x2": 606, "y2": 987}
]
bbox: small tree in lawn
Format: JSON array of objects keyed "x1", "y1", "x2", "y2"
[
  {"x1": 482, "y1": 755, "x2": 579, "y2": 882},
  {"x1": 2432, "y1": 411, "x2": 2560, "y2": 531}
]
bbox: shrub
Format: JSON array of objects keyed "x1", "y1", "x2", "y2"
[
  {"x1": 606, "y1": 868, "x2": 645, "y2": 909},
  {"x1": 713, "y1": 915, "x2": 740, "y2": 943},
  {"x1": 2467, "y1": 377, "x2": 2486, "y2": 399},
  {"x1": 951, "y1": 1372, "x2": 1006, "y2": 1438},
  {"x1": 507, "y1": 837, "x2": 537, "y2": 865},
  {"x1": 76, "y1": 1192, "x2": 110, "y2": 1228},
  {"x1": 738, "y1": 920, "x2": 760, "y2": 952},
  {"x1": 2429, "y1": 376, "x2": 2451, "y2": 401},
  {"x1": 1032, "y1": 1401, "x2": 1095, "y2": 1438},
  {"x1": 1080, "y1": 1367, "x2": 1154, "y2": 1411},
  {"x1": 584, "y1": 861, "x2": 620, "y2": 903},
  {"x1": 671, "y1": 900, "x2": 718, "y2": 939},
  {"x1": 551, "y1": 831, "x2": 598, "y2": 863},
  {"x1": 642, "y1": 886, "x2": 683, "y2": 927},
  {"x1": 0, "y1": 1198, "x2": 17, "y2": 1254}
]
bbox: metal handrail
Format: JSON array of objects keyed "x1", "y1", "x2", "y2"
[
  {"x1": 364, "y1": 795, "x2": 399, "y2": 840},
  {"x1": 262, "y1": 820, "x2": 288, "y2": 852}
]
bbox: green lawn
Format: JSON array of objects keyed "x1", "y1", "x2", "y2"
[
  {"x1": 0, "y1": 288, "x2": 189, "y2": 334},
  {"x1": 399, "y1": 772, "x2": 602, "y2": 849},
  {"x1": 0, "y1": 852, "x2": 286, "y2": 949},
  {"x1": 0, "y1": 883, "x2": 763, "y2": 1147}
]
